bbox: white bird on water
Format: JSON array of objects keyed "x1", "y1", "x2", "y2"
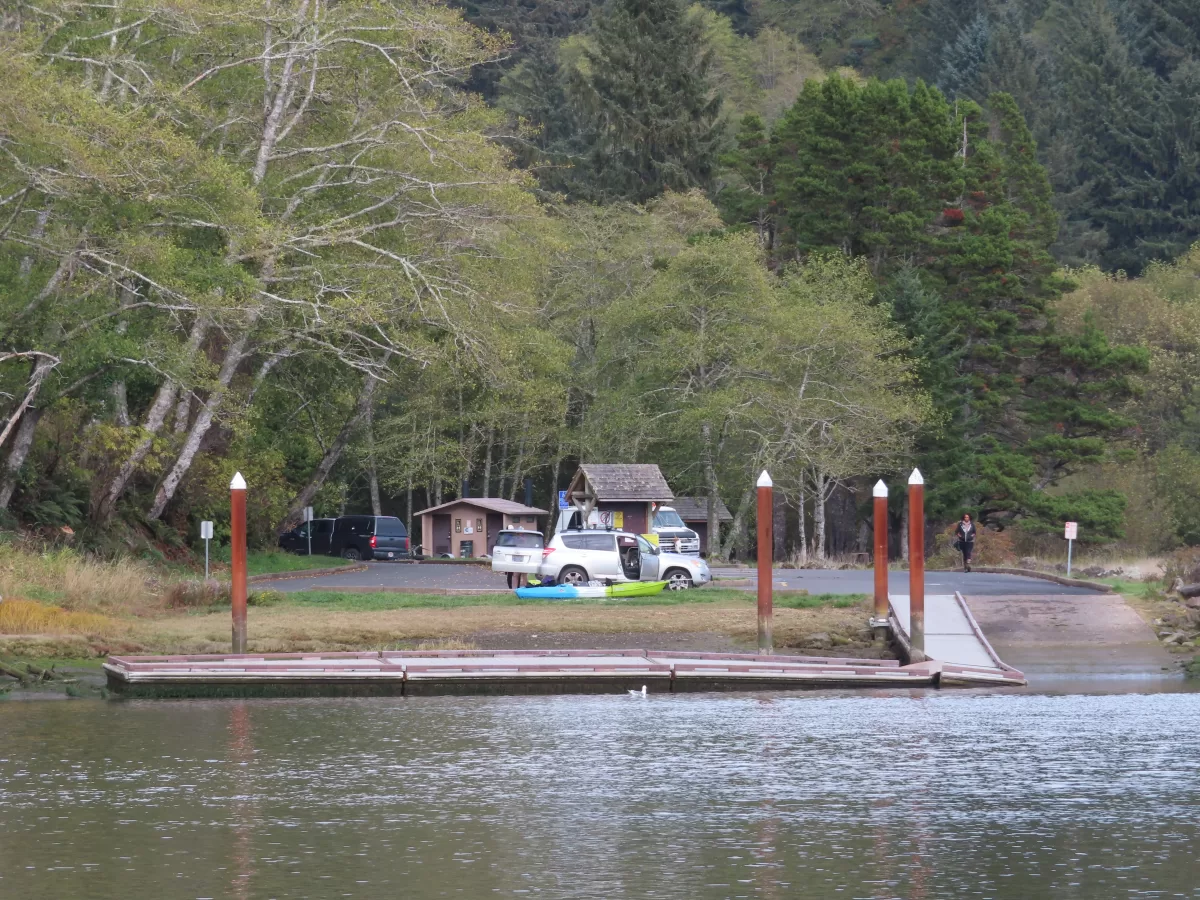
[{"x1": 628, "y1": 685, "x2": 647, "y2": 697}]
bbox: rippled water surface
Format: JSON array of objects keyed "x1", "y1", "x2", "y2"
[{"x1": 2, "y1": 691, "x2": 1199, "y2": 899}]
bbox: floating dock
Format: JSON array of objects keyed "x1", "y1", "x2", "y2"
[
  {"x1": 105, "y1": 591, "x2": 1024, "y2": 697},
  {"x1": 106, "y1": 649, "x2": 932, "y2": 696}
]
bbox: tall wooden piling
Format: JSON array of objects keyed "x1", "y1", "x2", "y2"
[
  {"x1": 908, "y1": 468, "x2": 925, "y2": 659},
  {"x1": 872, "y1": 479, "x2": 889, "y2": 626},
  {"x1": 230, "y1": 472, "x2": 248, "y2": 655},
  {"x1": 756, "y1": 470, "x2": 773, "y2": 655}
]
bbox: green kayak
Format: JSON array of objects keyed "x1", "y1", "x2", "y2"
[{"x1": 606, "y1": 580, "x2": 667, "y2": 598}]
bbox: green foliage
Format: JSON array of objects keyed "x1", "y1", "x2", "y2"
[
  {"x1": 719, "y1": 75, "x2": 1140, "y2": 537},
  {"x1": 1156, "y1": 445, "x2": 1200, "y2": 547},
  {"x1": 518, "y1": 0, "x2": 726, "y2": 202}
]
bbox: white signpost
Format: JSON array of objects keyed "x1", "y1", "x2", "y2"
[
  {"x1": 303, "y1": 506, "x2": 314, "y2": 555},
  {"x1": 200, "y1": 520, "x2": 214, "y2": 579},
  {"x1": 1064, "y1": 521, "x2": 1078, "y2": 576}
]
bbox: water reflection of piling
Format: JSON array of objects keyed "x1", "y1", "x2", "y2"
[
  {"x1": 755, "y1": 797, "x2": 781, "y2": 900},
  {"x1": 228, "y1": 703, "x2": 257, "y2": 899}
]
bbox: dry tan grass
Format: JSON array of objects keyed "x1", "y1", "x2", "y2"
[
  {"x1": 414, "y1": 639, "x2": 479, "y2": 651},
  {"x1": 0, "y1": 598, "x2": 118, "y2": 636},
  {"x1": 124, "y1": 601, "x2": 873, "y2": 655},
  {"x1": 0, "y1": 545, "x2": 153, "y2": 611}
]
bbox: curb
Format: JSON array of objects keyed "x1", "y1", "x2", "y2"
[
  {"x1": 248, "y1": 564, "x2": 368, "y2": 584},
  {"x1": 966, "y1": 566, "x2": 1112, "y2": 592}
]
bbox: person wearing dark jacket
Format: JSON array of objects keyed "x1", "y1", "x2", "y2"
[{"x1": 955, "y1": 514, "x2": 976, "y2": 572}]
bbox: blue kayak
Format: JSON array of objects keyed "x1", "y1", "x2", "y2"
[{"x1": 514, "y1": 581, "x2": 667, "y2": 600}]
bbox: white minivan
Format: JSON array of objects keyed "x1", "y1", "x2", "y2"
[{"x1": 491, "y1": 529, "x2": 544, "y2": 577}]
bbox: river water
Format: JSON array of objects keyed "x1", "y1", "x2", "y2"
[{"x1": 2, "y1": 689, "x2": 1199, "y2": 899}]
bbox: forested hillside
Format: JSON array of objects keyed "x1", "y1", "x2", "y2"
[{"x1": 1, "y1": 0, "x2": 1197, "y2": 559}]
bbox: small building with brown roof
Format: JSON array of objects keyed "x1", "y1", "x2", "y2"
[
  {"x1": 415, "y1": 498, "x2": 547, "y2": 558},
  {"x1": 670, "y1": 496, "x2": 733, "y2": 554},
  {"x1": 564, "y1": 464, "x2": 674, "y2": 536}
]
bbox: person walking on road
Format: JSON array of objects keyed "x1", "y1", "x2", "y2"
[{"x1": 955, "y1": 513, "x2": 976, "y2": 572}]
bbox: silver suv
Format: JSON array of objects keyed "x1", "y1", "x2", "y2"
[{"x1": 538, "y1": 529, "x2": 712, "y2": 590}]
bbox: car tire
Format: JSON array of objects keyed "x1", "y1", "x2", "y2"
[
  {"x1": 664, "y1": 568, "x2": 693, "y2": 590},
  {"x1": 558, "y1": 566, "x2": 589, "y2": 586},
  {"x1": 342, "y1": 547, "x2": 362, "y2": 561}
]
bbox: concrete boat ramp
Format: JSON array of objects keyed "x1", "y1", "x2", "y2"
[{"x1": 105, "y1": 592, "x2": 1025, "y2": 696}]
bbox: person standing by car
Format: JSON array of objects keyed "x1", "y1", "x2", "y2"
[{"x1": 955, "y1": 513, "x2": 976, "y2": 572}]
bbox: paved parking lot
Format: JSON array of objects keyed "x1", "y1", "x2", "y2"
[
  {"x1": 711, "y1": 568, "x2": 1098, "y2": 596},
  {"x1": 259, "y1": 561, "x2": 1095, "y2": 596}
]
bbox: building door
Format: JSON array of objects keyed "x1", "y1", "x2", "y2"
[
  {"x1": 433, "y1": 514, "x2": 452, "y2": 555},
  {"x1": 622, "y1": 504, "x2": 647, "y2": 536},
  {"x1": 486, "y1": 513, "x2": 503, "y2": 554}
]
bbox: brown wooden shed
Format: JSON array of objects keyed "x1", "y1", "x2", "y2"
[
  {"x1": 670, "y1": 496, "x2": 733, "y2": 554},
  {"x1": 415, "y1": 498, "x2": 547, "y2": 558},
  {"x1": 565, "y1": 464, "x2": 674, "y2": 536}
]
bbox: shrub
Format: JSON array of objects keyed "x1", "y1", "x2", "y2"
[
  {"x1": 163, "y1": 580, "x2": 230, "y2": 609},
  {"x1": 248, "y1": 589, "x2": 287, "y2": 607},
  {"x1": 1162, "y1": 548, "x2": 1200, "y2": 586}
]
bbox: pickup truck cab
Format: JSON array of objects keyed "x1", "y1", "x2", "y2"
[
  {"x1": 539, "y1": 528, "x2": 711, "y2": 590},
  {"x1": 650, "y1": 506, "x2": 701, "y2": 556}
]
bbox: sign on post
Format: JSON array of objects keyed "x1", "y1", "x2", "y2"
[
  {"x1": 200, "y1": 520, "x2": 214, "y2": 579},
  {"x1": 303, "y1": 506, "x2": 314, "y2": 556},
  {"x1": 1064, "y1": 521, "x2": 1078, "y2": 576},
  {"x1": 558, "y1": 490, "x2": 569, "y2": 510}
]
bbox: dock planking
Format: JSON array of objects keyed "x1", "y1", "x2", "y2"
[{"x1": 104, "y1": 640, "x2": 1022, "y2": 697}]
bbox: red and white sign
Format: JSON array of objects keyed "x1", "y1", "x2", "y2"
[{"x1": 1064, "y1": 522, "x2": 1078, "y2": 540}]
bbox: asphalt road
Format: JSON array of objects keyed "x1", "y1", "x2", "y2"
[
  {"x1": 259, "y1": 560, "x2": 1096, "y2": 596},
  {"x1": 711, "y1": 567, "x2": 1099, "y2": 597}
]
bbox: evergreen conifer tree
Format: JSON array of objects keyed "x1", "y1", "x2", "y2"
[
  {"x1": 731, "y1": 76, "x2": 1144, "y2": 533},
  {"x1": 497, "y1": 42, "x2": 585, "y2": 196},
  {"x1": 567, "y1": 0, "x2": 725, "y2": 203},
  {"x1": 716, "y1": 113, "x2": 776, "y2": 248},
  {"x1": 936, "y1": 13, "x2": 991, "y2": 99}
]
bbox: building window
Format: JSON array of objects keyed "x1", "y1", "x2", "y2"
[
  {"x1": 455, "y1": 518, "x2": 462, "y2": 533},
  {"x1": 527, "y1": 516, "x2": 536, "y2": 523}
]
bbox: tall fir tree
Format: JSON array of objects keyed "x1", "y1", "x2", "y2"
[
  {"x1": 716, "y1": 113, "x2": 776, "y2": 248},
  {"x1": 936, "y1": 13, "x2": 991, "y2": 99},
  {"x1": 723, "y1": 76, "x2": 1144, "y2": 533},
  {"x1": 567, "y1": 0, "x2": 725, "y2": 203},
  {"x1": 1042, "y1": 0, "x2": 1200, "y2": 273},
  {"x1": 497, "y1": 41, "x2": 586, "y2": 197}
]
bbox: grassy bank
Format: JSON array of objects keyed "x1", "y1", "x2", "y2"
[
  {"x1": 279, "y1": 588, "x2": 864, "y2": 611},
  {"x1": 0, "y1": 545, "x2": 887, "y2": 690},
  {"x1": 0, "y1": 544, "x2": 348, "y2": 606},
  {"x1": 112, "y1": 590, "x2": 876, "y2": 657}
]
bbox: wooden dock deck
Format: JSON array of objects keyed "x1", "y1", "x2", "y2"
[{"x1": 105, "y1": 639, "x2": 1023, "y2": 698}]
